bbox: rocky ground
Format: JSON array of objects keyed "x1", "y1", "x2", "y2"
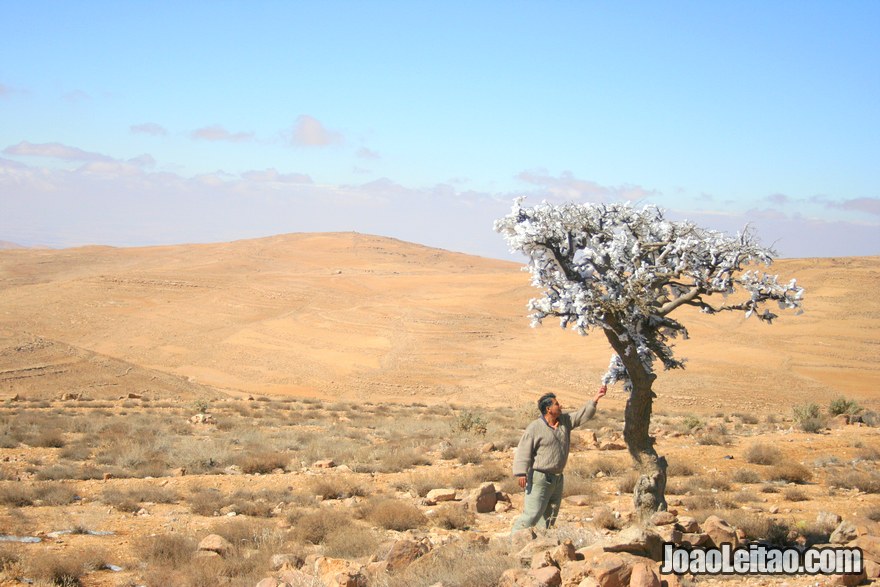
[{"x1": 0, "y1": 393, "x2": 877, "y2": 587}]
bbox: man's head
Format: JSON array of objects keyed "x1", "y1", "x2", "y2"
[{"x1": 538, "y1": 392, "x2": 559, "y2": 415}]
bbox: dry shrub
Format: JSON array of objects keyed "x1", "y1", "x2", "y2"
[
  {"x1": 563, "y1": 472, "x2": 595, "y2": 497},
  {"x1": 211, "y1": 517, "x2": 283, "y2": 552},
  {"x1": 695, "y1": 426, "x2": 730, "y2": 446},
  {"x1": 0, "y1": 484, "x2": 37, "y2": 507},
  {"x1": 783, "y1": 487, "x2": 809, "y2": 502},
  {"x1": 864, "y1": 506, "x2": 880, "y2": 522},
  {"x1": 189, "y1": 486, "x2": 228, "y2": 516},
  {"x1": 102, "y1": 485, "x2": 179, "y2": 512},
  {"x1": 732, "y1": 468, "x2": 762, "y2": 484},
  {"x1": 767, "y1": 463, "x2": 812, "y2": 484},
  {"x1": 591, "y1": 506, "x2": 622, "y2": 530},
  {"x1": 35, "y1": 463, "x2": 103, "y2": 481},
  {"x1": 362, "y1": 497, "x2": 427, "y2": 531},
  {"x1": 734, "y1": 412, "x2": 760, "y2": 425},
  {"x1": 616, "y1": 470, "x2": 639, "y2": 495},
  {"x1": 235, "y1": 450, "x2": 289, "y2": 474},
  {"x1": 667, "y1": 461, "x2": 696, "y2": 477},
  {"x1": 573, "y1": 456, "x2": 623, "y2": 478},
  {"x1": 828, "y1": 470, "x2": 880, "y2": 493},
  {"x1": 384, "y1": 541, "x2": 515, "y2": 587},
  {"x1": 731, "y1": 489, "x2": 759, "y2": 503},
  {"x1": 27, "y1": 552, "x2": 86, "y2": 586},
  {"x1": 745, "y1": 443, "x2": 783, "y2": 465},
  {"x1": 324, "y1": 524, "x2": 378, "y2": 558},
  {"x1": 429, "y1": 503, "x2": 474, "y2": 530},
  {"x1": 721, "y1": 511, "x2": 791, "y2": 545},
  {"x1": 376, "y1": 447, "x2": 433, "y2": 472},
  {"x1": 685, "y1": 474, "x2": 730, "y2": 492},
  {"x1": 308, "y1": 475, "x2": 368, "y2": 500},
  {"x1": 291, "y1": 509, "x2": 354, "y2": 545},
  {"x1": 393, "y1": 471, "x2": 452, "y2": 497},
  {"x1": 137, "y1": 534, "x2": 198, "y2": 568},
  {"x1": 29, "y1": 429, "x2": 66, "y2": 448},
  {"x1": 58, "y1": 443, "x2": 91, "y2": 461}
]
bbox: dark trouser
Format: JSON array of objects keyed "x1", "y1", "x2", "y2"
[{"x1": 511, "y1": 470, "x2": 564, "y2": 532}]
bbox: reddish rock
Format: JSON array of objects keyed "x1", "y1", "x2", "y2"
[
  {"x1": 591, "y1": 553, "x2": 633, "y2": 587},
  {"x1": 552, "y1": 540, "x2": 578, "y2": 564},
  {"x1": 702, "y1": 515, "x2": 738, "y2": 549},
  {"x1": 629, "y1": 562, "x2": 660, "y2": 587},
  {"x1": 385, "y1": 538, "x2": 430, "y2": 573},
  {"x1": 528, "y1": 565, "x2": 562, "y2": 586},
  {"x1": 650, "y1": 511, "x2": 676, "y2": 526}
]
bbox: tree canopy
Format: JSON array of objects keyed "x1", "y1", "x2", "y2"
[{"x1": 494, "y1": 198, "x2": 805, "y2": 391}]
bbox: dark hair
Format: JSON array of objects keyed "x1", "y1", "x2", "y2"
[{"x1": 537, "y1": 393, "x2": 556, "y2": 415}]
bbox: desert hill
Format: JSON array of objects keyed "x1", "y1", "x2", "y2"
[{"x1": 0, "y1": 232, "x2": 877, "y2": 414}]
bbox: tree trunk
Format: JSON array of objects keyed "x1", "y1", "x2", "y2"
[
  {"x1": 624, "y1": 378, "x2": 668, "y2": 518},
  {"x1": 603, "y1": 324, "x2": 668, "y2": 519}
]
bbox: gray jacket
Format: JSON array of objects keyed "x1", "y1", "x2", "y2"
[{"x1": 512, "y1": 400, "x2": 597, "y2": 477}]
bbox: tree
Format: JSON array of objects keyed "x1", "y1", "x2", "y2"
[{"x1": 495, "y1": 198, "x2": 804, "y2": 517}]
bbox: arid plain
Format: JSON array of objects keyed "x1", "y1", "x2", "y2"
[
  {"x1": 0, "y1": 232, "x2": 877, "y2": 412},
  {"x1": 0, "y1": 233, "x2": 878, "y2": 587}
]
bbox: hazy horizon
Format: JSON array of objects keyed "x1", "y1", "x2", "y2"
[{"x1": 1, "y1": 2, "x2": 878, "y2": 260}]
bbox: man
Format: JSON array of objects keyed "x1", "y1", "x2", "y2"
[{"x1": 511, "y1": 385, "x2": 607, "y2": 532}]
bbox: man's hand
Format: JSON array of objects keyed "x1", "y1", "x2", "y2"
[
  {"x1": 595, "y1": 385, "x2": 607, "y2": 402},
  {"x1": 517, "y1": 476, "x2": 527, "y2": 489}
]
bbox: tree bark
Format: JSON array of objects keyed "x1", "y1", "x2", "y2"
[{"x1": 603, "y1": 323, "x2": 668, "y2": 519}]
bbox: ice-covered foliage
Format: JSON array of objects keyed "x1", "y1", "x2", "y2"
[{"x1": 494, "y1": 198, "x2": 804, "y2": 390}]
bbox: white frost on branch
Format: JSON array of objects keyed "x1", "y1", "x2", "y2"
[{"x1": 494, "y1": 198, "x2": 805, "y2": 386}]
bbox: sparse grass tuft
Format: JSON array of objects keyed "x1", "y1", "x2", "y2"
[
  {"x1": 767, "y1": 462, "x2": 812, "y2": 484},
  {"x1": 828, "y1": 470, "x2": 880, "y2": 493},
  {"x1": 429, "y1": 503, "x2": 474, "y2": 530},
  {"x1": 732, "y1": 469, "x2": 762, "y2": 484},
  {"x1": 361, "y1": 497, "x2": 427, "y2": 531},
  {"x1": 745, "y1": 443, "x2": 783, "y2": 465}
]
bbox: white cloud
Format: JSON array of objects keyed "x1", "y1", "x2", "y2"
[
  {"x1": 356, "y1": 147, "x2": 381, "y2": 160},
  {"x1": 516, "y1": 170, "x2": 657, "y2": 203},
  {"x1": 3, "y1": 141, "x2": 113, "y2": 162},
  {"x1": 240, "y1": 168, "x2": 312, "y2": 184},
  {"x1": 130, "y1": 123, "x2": 168, "y2": 136},
  {"x1": 0, "y1": 153, "x2": 875, "y2": 259},
  {"x1": 191, "y1": 125, "x2": 254, "y2": 143},
  {"x1": 291, "y1": 115, "x2": 342, "y2": 147}
]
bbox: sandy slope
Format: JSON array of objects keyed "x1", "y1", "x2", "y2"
[{"x1": 0, "y1": 232, "x2": 876, "y2": 413}]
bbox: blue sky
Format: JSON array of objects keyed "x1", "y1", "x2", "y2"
[{"x1": 1, "y1": 1, "x2": 877, "y2": 259}]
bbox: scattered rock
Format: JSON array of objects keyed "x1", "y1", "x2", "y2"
[
  {"x1": 603, "y1": 526, "x2": 663, "y2": 561},
  {"x1": 649, "y1": 511, "x2": 676, "y2": 526},
  {"x1": 495, "y1": 501, "x2": 513, "y2": 513},
  {"x1": 189, "y1": 413, "x2": 215, "y2": 425},
  {"x1": 702, "y1": 515, "x2": 738, "y2": 549},
  {"x1": 817, "y1": 511, "x2": 843, "y2": 528},
  {"x1": 629, "y1": 561, "x2": 661, "y2": 587},
  {"x1": 198, "y1": 534, "x2": 232, "y2": 557},
  {"x1": 528, "y1": 565, "x2": 561, "y2": 586},
  {"x1": 598, "y1": 441, "x2": 626, "y2": 451},
  {"x1": 385, "y1": 538, "x2": 430, "y2": 573},
  {"x1": 675, "y1": 516, "x2": 699, "y2": 533},
  {"x1": 270, "y1": 553, "x2": 304, "y2": 571},
  {"x1": 313, "y1": 459, "x2": 335, "y2": 469},
  {"x1": 314, "y1": 556, "x2": 368, "y2": 587},
  {"x1": 426, "y1": 488, "x2": 456, "y2": 503},
  {"x1": 591, "y1": 552, "x2": 634, "y2": 587},
  {"x1": 481, "y1": 442, "x2": 496, "y2": 453},
  {"x1": 551, "y1": 540, "x2": 577, "y2": 564},
  {"x1": 471, "y1": 482, "x2": 498, "y2": 513},
  {"x1": 830, "y1": 521, "x2": 862, "y2": 545}
]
